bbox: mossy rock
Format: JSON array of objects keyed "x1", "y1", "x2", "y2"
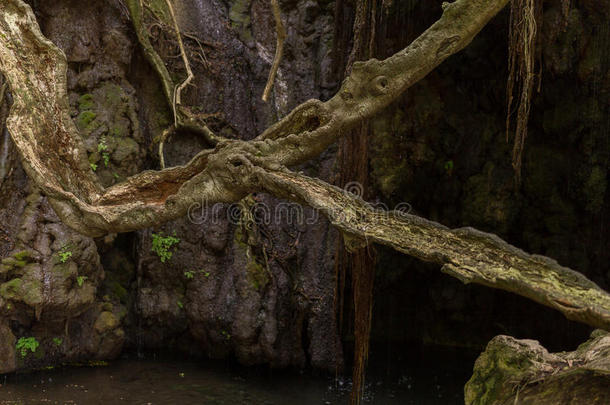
[
  {"x1": 78, "y1": 93, "x2": 95, "y2": 111},
  {"x1": 0, "y1": 278, "x2": 24, "y2": 300},
  {"x1": 145, "y1": 0, "x2": 172, "y2": 26},
  {"x1": 1, "y1": 250, "x2": 36, "y2": 275},
  {"x1": 229, "y1": 0, "x2": 253, "y2": 44},
  {"x1": 76, "y1": 110, "x2": 98, "y2": 131},
  {"x1": 465, "y1": 336, "x2": 556, "y2": 404},
  {"x1": 465, "y1": 332, "x2": 610, "y2": 404},
  {"x1": 0, "y1": 274, "x2": 44, "y2": 307},
  {"x1": 1, "y1": 257, "x2": 27, "y2": 270},
  {"x1": 94, "y1": 311, "x2": 120, "y2": 334},
  {"x1": 246, "y1": 259, "x2": 269, "y2": 291},
  {"x1": 112, "y1": 137, "x2": 139, "y2": 162}
]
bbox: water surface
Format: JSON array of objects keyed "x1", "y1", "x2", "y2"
[{"x1": 0, "y1": 351, "x2": 470, "y2": 404}]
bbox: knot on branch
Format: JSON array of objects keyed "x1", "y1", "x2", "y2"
[
  {"x1": 436, "y1": 35, "x2": 461, "y2": 58},
  {"x1": 339, "y1": 59, "x2": 391, "y2": 105},
  {"x1": 206, "y1": 139, "x2": 286, "y2": 192},
  {"x1": 370, "y1": 75, "x2": 390, "y2": 95}
]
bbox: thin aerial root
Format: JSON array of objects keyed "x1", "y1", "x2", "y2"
[
  {"x1": 262, "y1": 0, "x2": 286, "y2": 102},
  {"x1": 164, "y1": 0, "x2": 193, "y2": 119},
  {"x1": 506, "y1": 0, "x2": 539, "y2": 185}
]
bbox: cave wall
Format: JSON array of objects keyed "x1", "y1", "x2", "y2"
[
  {"x1": 368, "y1": 0, "x2": 609, "y2": 354},
  {"x1": 0, "y1": 0, "x2": 608, "y2": 375}
]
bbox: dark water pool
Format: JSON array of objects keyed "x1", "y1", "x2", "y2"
[{"x1": 0, "y1": 351, "x2": 471, "y2": 404}]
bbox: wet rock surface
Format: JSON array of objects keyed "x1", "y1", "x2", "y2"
[
  {"x1": 465, "y1": 330, "x2": 610, "y2": 404},
  {"x1": 0, "y1": 0, "x2": 607, "y2": 387},
  {"x1": 1, "y1": 0, "x2": 340, "y2": 372}
]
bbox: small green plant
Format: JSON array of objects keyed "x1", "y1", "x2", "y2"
[
  {"x1": 221, "y1": 330, "x2": 231, "y2": 340},
  {"x1": 444, "y1": 160, "x2": 454, "y2": 176},
  {"x1": 90, "y1": 162, "x2": 98, "y2": 171},
  {"x1": 97, "y1": 138, "x2": 108, "y2": 153},
  {"x1": 151, "y1": 232, "x2": 180, "y2": 263},
  {"x1": 113, "y1": 172, "x2": 119, "y2": 179},
  {"x1": 177, "y1": 300, "x2": 184, "y2": 309},
  {"x1": 76, "y1": 276, "x2": 88, "y2": 287},
  {"x1": 53, "y1": 337, "x2": 62, "y2": 346},
  {"x1": 97, "y1": 138, "x2": 110, "y2": 167},
  {"x1": 78, "y1": 93, "x2": 95, "y2": 111},
  {"x1": 184, "y1": 271, "x2": 194, "y2": 279},
  {"x1": 202, "y1": 271, "x2": 210, "y2": 277},
  {"x1": 58, "y1": 247, "x2": 72, "y2": 263},
  {"x1": 16, "y1": 337, "x2": 39, "y2": 358},
  {"x1": 179, "y1": 372, "x2": 185, "y2": 378}
]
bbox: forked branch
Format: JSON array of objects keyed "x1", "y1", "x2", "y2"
[{"x1": 2, "y1": 0, "x2": 608, "y2": 332}]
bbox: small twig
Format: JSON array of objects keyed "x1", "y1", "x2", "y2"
[
  {"x1": 182, "y1": 32, "x2": 209, "y2": 68},
  {"x1": 165, "y1": 0, "x2": 193, "y2": 126},
  {"x1": 262, "y1": 0, "x2": 286, "y2": 102},
  {"x1": 158, "y1": 126, "x2": 173, "y2": 169},
  {"x1": 158, "y1": 121, "x2": 222, "y2": 168}
]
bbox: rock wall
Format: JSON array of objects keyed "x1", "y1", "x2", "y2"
[
  {"x1": 1, "y1": 0, "x2": 341, "y2": 373},
  {"x1": 368, "y1": 0, "x2": 608, "y2": 354},
  {"x1": 0, "y1": 0, "x2": 608, "y2": 377}
]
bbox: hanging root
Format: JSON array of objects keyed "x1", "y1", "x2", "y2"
[
  {"x1": 262, "y1": 0, "x2": 286, "y2": 102},
  {"x1": 350, "y1": 250, "x2": 375, "y2": 405},
  {"x1": 156, "y1": 0, "x2": 195, "y2": 168},
  {"x1": 125, "y1": 0, "x2": 175, "y2": 117},
  {"x1": 340, "y1": 0, "x2": 377, "y2": 402},
  {"x1": 127, "y1": 0, "x2": 222, "y2": 169},
  {"x1": 560, "y1": 0, "x2": 571, "y2": 24},
  {"x1": 164, "y1": 0, "x2": 193, "y2": 122},
  {"x1": 506, "y1": 0, "x2": 540, "y2": 185}
]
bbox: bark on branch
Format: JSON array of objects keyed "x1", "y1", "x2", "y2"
[
  {"x1": 2, "y1": 0, "x2": 609, "y2": 333},
  {"x1": 0, "y1": 0, "x2": 509, "y2": 235},
  {"x1": 255, "y1": 169, "x2": 610, "y2": 331}
]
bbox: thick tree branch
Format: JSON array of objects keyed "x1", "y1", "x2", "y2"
[
  {"x1": 255, "y1": 169, "x2": 610, "y2": 331},
  {"x1": 0, "y1": 0, "x2": 510, "y2": 235},
  {"x1": 257, "y1": 0, "x2": 510, "y2": 164},
  {"x1": 3, "y1": 0, "x2": 608, "y2": 332}
]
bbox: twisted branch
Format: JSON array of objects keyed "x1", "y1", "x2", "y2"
[{"x1": 3, "y1": 0, "x2": 609, "y2": 333}]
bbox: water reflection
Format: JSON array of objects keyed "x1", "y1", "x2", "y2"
[{"x1": 0, "y1": 351, "x2": 469, "y2": 404}]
